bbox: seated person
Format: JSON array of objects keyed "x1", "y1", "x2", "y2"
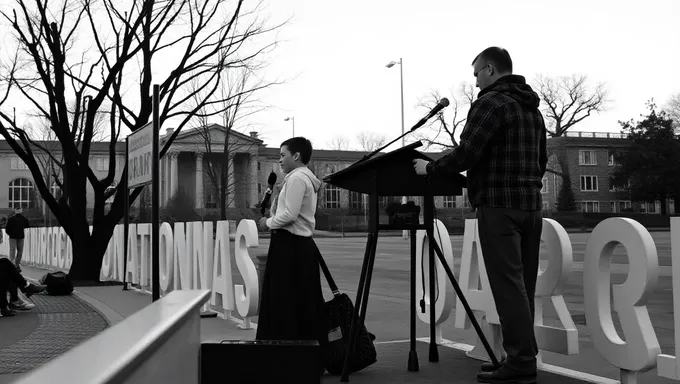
[{"x1": 0, "y1": 258, "x2": 46, "y2": 317}]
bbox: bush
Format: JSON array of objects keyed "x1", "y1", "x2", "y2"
[{"x1": 161, "y1": 189, "x2": 201, "y2": 225}]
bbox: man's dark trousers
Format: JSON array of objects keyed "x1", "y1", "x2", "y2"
[{"x1": 476, "y1": 205, "x2": 542, "y2": 374}]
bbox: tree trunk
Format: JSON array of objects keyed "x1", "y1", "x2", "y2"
[{"x1": 67, "y1": 223, "x2": 114, "y2": 283}]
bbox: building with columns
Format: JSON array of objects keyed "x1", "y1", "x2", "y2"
[{"x1": 2, "y1": 126, "x2": 670, "y2": 221}]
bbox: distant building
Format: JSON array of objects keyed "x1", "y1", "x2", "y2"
[
  {"x1": 0, "y1": 127, "x2": 673, "y2": 219},
  {"x1": 544, "y1": 131, "x2": 675, "y2": 214}
]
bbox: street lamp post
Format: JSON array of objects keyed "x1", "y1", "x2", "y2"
[
  {"x1": 387, "y1": 58, "x2": 409, "y2": 239},
  {"x1": 386, "y1": 58, "x2": 405, "y2": 147},
  {"x1": 284, "y1": 117, "x2": 295, "y2": 137}
]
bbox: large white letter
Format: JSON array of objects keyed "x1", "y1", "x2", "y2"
[
  {"x1": 125, "y1": 224, "x2": 140, "y2": 285},
  {"x1": 455, "y1": 219, "x2": 498, "y2": 326},
  {"x1": 211, "y1": 220, "x2": 234, "y2": 316},
  {"x1": 193, "y1": 222, "x2": 214, "y2": 289},
  {"x1": 584, "y1": 218, "x2": 660, "y2": 383},
  {"x1": 57, "y1": 227, "x2": 67, "y2": 269},
  {"x1": 415, "y1": 219, "x2": 455, "y2": 343},
  {"x1": 159, "y1": 222, "x2": 174, "y2": 293},
  {"x1": 137, "y1": 224, "x2": 151, "y2": 293},
  {"x1": 455, "y1": 219, "x2": 502, "y2": 360},
  {"x1": 534, "y1": 218, "x2": 578, "y2": 356},
  {"x1": 234, "y1": 219, "x2": 259, "y2": 320},
  {"x1": 658, "y1": 217, "x2": 680, "y2": 380},
  {"x1": 172, "y1": 222, "x2": 193, "y2": 290}
]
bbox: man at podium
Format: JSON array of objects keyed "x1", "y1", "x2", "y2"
[{"x1": 413, "y1": 46, "x2": 547, "y2": 384}]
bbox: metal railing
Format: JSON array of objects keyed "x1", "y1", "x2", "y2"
[{"x1": 14, "y1": 290, "x2": 210, "y2": 384}]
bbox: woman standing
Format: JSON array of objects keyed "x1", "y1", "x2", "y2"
[{"x1": 256, "y1": 137, "x2": 324, "y2": 342}]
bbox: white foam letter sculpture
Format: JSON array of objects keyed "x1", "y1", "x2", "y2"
[
  {"x1": 415, "y1": 219, "x2": 455, "y2": 343},
  {"x1": 234, "y1": 219, "x2": 260, "y2": 329},
  {"x1": 584, "y1": 218, "x2": 661, "y2": 384},
  {"x1": 455, "y1": 219, "x2": 501, "y2": 361},
  {"x1": 159, "y1": 222, "x2": 174, "y2": 294},
  {"x1": 534, "y1": 219, "x2": 578, "y2": 359},
  {"x1": 211, "y1": 220, "x2": 234, "y2": 318},
  {"x1": 658, "y1": 217, "x2": 680, "y2": 380}
]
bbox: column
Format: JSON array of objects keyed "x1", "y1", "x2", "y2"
[
  {"x1": 228, "y1": 154, "x2": 236, "y2": 208},
  {"x1": 249, "y1": 153, "x2": 259, "y2": 208},
  {"x1": 195, "y1": 154, "x2": 204, "y2": 210},
  {"x1": 170, "y1": 152, "x2": 178, "y2": 199}
]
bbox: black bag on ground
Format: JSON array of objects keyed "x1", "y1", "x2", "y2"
[
  {"x1": 39, "y1": 271, "x2": 74, "y2": 296},
  {"x1": 317, "y1": 251, "x2": 377, "y2": 375}
]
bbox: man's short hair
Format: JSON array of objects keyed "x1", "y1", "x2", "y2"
[
  {"x1": 472, "y1": 47, "x2": 513, "y2": 74},
  {"x1": 281, "y1": 137, "x2": 313, "y2": 164}
]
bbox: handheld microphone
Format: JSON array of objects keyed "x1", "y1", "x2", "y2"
[
  {"x1": 260, "y1": 171, "x2": 277, "y2": 216},
  {"x1": 410, "y1": 97, "x2": 450, "y2": 131}
]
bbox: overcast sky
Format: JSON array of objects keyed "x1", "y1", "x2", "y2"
[
  {"x1": 1, "y1": 0, "x2": 678, "y2": 153},
  {"x1": 248, "y1": 0, "x2": 680, "y2": 151}
]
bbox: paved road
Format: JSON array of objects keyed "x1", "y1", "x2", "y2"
[{"x1": 252, "y1": 231, "x2": 676, "y2": 383}]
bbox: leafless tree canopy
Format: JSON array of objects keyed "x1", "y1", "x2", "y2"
[
  {"x1": 534, "y1": 74, "x2": 609, "y2": 137},
  {"x1": 326, "y1": 135, "x2": 350, "y2": 151},
  {"x1": 0, "y1": 0, "x2": 283, "y2": 280},
  {"x1": 664, "y1": 92, "x2": 680, "y2": 131},
  {"x1": 355, "y1": 131, "x2": 386, "y2": 151},
  {"x1": 414, "y1": 83, "x2": 474, "y2": 150},
  {"x1": 191, "y1": 65, "x2": 281, "y2": 219}
]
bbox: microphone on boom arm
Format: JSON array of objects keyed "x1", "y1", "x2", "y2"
[
  {"x1": 260, "y1": 171, "x2": 277, "y2": 217},
  {"x1": 357, "y1": 97, "x2": 451, "y2": 164},
  {"x1": 410, "y1": 97, "x2": 450, "y2": 131}
]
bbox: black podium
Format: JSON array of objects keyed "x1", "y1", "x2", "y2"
[{"x1": 323, "y1": 141, "x2": 499, "y2": 382}]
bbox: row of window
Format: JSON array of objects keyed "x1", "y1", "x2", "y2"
[
  {"x1": 539, "y1": 175, "x2": 629, "y2": 193},
  {"x1": 578, "y1": 150, "x2": 621, "y2": 167},
  {"x1": 575, "y1": 200, "x2": 675, "y2": 214},
  {"x1": 5, "y1": 178, "x2": 118, "y2": 209},
  {"x1": 9, "y1": 156, "x2": 124, "y2": 172}
]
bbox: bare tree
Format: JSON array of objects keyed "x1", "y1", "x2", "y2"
[
  {"x1": 663, "y1": 92, "x2": 680, "y2": 132},
  {"x1": 534, "y1": 74, "x2": 609, "y2": 137},
  {"x1": 414, "y1": 83, "x2": 475, "y2": 150},
  {"x1": 0, "y1": 0, "x2": 283, "y2": 282},
  {"x1": 355, "y1": 131, "x2": 386, "y2": 151},
  {"x1": 326, "y1": 135, "x2": 351, "y2": 150},
  {"x1": 192, "y1": 65, "x2": 280, "y2": 220},
  {"x1": 534, "y1": 74, "x2": 609, "y2": 211}
]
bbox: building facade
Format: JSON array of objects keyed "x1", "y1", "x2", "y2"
[
  {"x1": 0, "y1": 126, "x2": 673, "y2": 219},
  {"x1": 543, "y1": 131, "x2": 675, "y2": 214}
]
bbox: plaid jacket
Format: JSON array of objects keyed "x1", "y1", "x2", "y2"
[{"x1": 426, "y1": 75, "x2": 547, "y2": 210}]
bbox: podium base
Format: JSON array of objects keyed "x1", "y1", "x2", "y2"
[{"x1": 408, "y1": 350, "x2": 419, "y2": 372}]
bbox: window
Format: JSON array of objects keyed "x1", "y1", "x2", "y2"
[
  {"x1": 349, "y1": 191, "x2": 364, "y2": 211},
  {"x1": 10, "y1": 156, "x2": 28, "y2": 170},
  {"x1": 579, "y1": 150, "x2": 597, "y2": 165},
  {"x1": 609, "y1": 200, "x2": 631, "y2": 213},
  {"x1": 258, "y1": 183, "x2": 262, "y2": 194},
  {"x1": 8, "y1": 178, "x2": 34, "y2": 209},
  {"x1": 95, "y1": 157, "x2": 109, "y2": 171},
  {"x1": 257, "y1": 162, "x2": 261, "y2": 171},
  {"x1": 204, "y1": 191, "x2": 216, "y2": 208},
  {"x1": 579, "y1": 201, "x2": 600, "y2": 213},
  {"x1": 542, "y1": 201, "x2": 550, "y2": 210},
  {"x1": 580, "y1": 175, "x2": 598, "y2": 191},
  {"x1": 443, "y1": 196, "x2": 456, "y2": 208},
  {"x1": 541, "y1": 177, "x2": 548, "y2": 193},
  {"x1": 51, "y1": 182, "x2": 63, "y2": 200},
  {"x1": 607, "y1": 151, "x2": 621, "y2": 166},
  {"x1": 324, "y1": 185, "x2": 341, "y2": 208}
]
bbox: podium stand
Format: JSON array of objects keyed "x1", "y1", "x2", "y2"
[{"x1": 323, "y1": 141, "x2": 499, "y2": 382}]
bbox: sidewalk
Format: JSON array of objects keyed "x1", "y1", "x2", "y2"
[{"x1": 0, "y1": 265, "x2": 598, "y2": 384}]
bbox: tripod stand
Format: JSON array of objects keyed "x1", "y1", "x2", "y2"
[{"x1": 323, "y1": 141, "x2": 500, "y2": 382}]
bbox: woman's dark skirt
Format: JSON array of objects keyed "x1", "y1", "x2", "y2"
[{"x1": 256, "y1": 229, "x2": 324, "y2": 342}]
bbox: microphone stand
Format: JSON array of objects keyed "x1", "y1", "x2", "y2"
[{"x1": 356, "y1": 129, "x2": 414, "y2": 165}]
